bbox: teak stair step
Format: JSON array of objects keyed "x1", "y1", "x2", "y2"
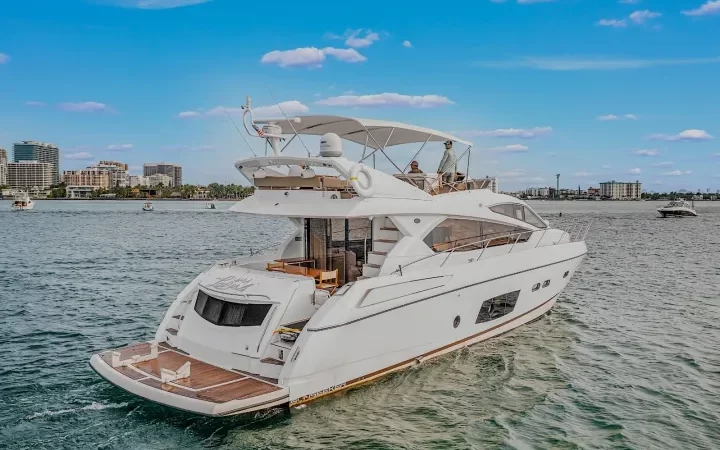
[
  {"x1": 166, "y1": 328, "x2": 178, "y2": 336},
  {"x1": 365, "y1": 263, "x2": 381, "y2": 269},
  {"x1": 261, "y1": 358, "x2": 285, "y2": 366},
  {"x1": 375, "y1": 239, "x2": 397, "y2": 243},
  {"x1": 380, "y1": 227, "x2": 399, "y2": 231},
  {"x1": 370, "y1": 250, "x2": 388, "y2": 256}
]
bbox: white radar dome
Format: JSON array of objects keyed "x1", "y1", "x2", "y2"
[{"x1": 319, "y1": 133, "x2": 343, "y2": 157}]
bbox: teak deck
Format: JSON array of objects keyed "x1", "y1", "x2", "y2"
[{"x1": 99, "y1": 342, "x2": 282, "y2": 404}]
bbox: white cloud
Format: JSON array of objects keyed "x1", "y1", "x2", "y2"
[
  {"x1": 486, "y1": 144, "x2": 530, "y2": 152},
  {"x1": 59, "y1": 101, "x2": 111, "y2": 113},
  {"x1": 629, "y1": 10, "x2": 662, "y2": 24},
  {"x1": 64, "y1": 152, "x2": 94, "y2": 160},
  {"x1": 661, "y1": 170, "x2": 692, "y2": 176},
  {"x1": 178, "y1": 111, "x2": 201, "y2": 118},
  {"x1": 530, "y1": 177, "x2": 545, "y2": 182},
  {"x1": 403, "y1": 40, "x2": 412, "y2": 48},
  {"x1": 651, "y1": 161, "x2": 673, "y2": 167},
  {"x1": 598, "y1": 113, "x2": 637, "y2": 121},
  {"x1": 99, "y1": 0, "x2": 213, "y2": 8},
  {"x1": 634, "y1": 149, "x2": 659, "y2": 156},
  {"x1": 598, "y1": 114, "x2": 619, "y2": 121},
  {"x1": 682, "y1": 1, "x2": 720, "y2": 16},
  {"x1": 107, "y1": 144, "x2": 134, "y2": 151},
  {"x1": 323, "y1": 47, "x2": 367, "y2": 63},
  {"x1": 602, "y1": 164, "x2": 613, "y2": 169},
  {"x1": 475, "y1": 56, "x2": 720, "y2": 71},
  {"x1": 181, "y1": 101, "x2": 310, "y2": 120},
  {"x1": 260, "y1": 47, "x2": 366, "y2": 68},
  {"x1": 648, "y1": 129, "x2": 714, "y2": 141},
  {"x1": 573, "y1": 172, "x2": 593, "y2": 177},
  {"x1": 597, "y1": 19, "x2": 628, "y2": 28},
  {"x1": 344, "y1": 30, "x2": 379, "y2": 48},
  {"x1": 714, "y1": 153, "x2": 720, "y2": 158},
  {"x1": 460, "y1": 126, "x2": 552, "y2": 139},
  {"x1": 629, "y1": 168, "x2": 642, "y2": 174},
  {"x1": 25, "y1": 101, "x2": 47, "y2": 107},
  {"x1": 0, "y1": 53, "x2": 9, "y2": 64},
  {"x1": 316, "y1": 93, "x2": 453, "y2": 108}
]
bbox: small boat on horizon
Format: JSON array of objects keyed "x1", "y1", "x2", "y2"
[
  {"x1": 657, "y1": 199, "x2": 697, "y2": 218},
  {"x1": 142, "y1": 201, "x2": 154, "y2": 212},
  {"x1": 206, "y1": 201, "x2": 216, "y2": 210},
  {"x1": 11, "y1": 191, "x2": 35, "y2": 211}
]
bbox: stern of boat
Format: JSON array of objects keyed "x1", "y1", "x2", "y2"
[{"x1": 89, "y1": 341, "x2": 289, "y2": 416}]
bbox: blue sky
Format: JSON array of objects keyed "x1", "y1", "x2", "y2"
[{"x1": 1, "y1": 0, "x2": 719, "y2": 191}]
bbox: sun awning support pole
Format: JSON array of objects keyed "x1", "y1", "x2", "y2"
[
  {"x1": 360, "y1": 135, "x2": 368, "y2": 160},
  {"x1": 401, "y1": 134, "x2": 432, "y2": 173},
  {"x1": 358, "y1": 127, "x2": 420, "y2": 188},
  {"x1": 466, "y1": 145, "x2": 472, "y2": 181},
  {"x1": 279, "y1": 134, "x2": 296, "y2": 153}
]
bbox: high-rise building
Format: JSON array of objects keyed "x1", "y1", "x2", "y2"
[
  {"x1": 0, "y1": 148, "x2": 7, "y2": 186},
  {"x1": 7, "y1": 161, "x2": 54, "y2": 189},
  {"x1": 144, "y1": 163, "x2": 182, "y2": 187},
  {"x1": 63, "y1": 169, "x2": 112, "y2": 188},
  {"x1": 600, "y1": 181, "x2": 642, "y2": 199},
  {"x1": 90, "y1": 162, "x2": 129, "y2": 187},
  {"x1": 13, "y1": 141, "x2": 60, "y2": 185}
]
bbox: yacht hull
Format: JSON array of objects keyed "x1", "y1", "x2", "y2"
[
  {"x1": 282, "y1": 242, "x2": 587, "y2": 407},
  {"x1": 658, "y1": 208, "x2": 697, "y2": 217}
]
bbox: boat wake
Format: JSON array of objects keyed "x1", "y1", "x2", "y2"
[{"x1": 26, "y1": 401, "x2": 128, "y2": 420}]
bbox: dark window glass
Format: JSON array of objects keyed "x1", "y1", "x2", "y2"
[
  {"x1": 194, "y1": 290, "x2": 272, "y2": 327},
  {"x1": 563, "y1": 271, "x2": 569, "y2": 278},
  {"x1": 476, "y1": 290, "x2": 520, "y2": 323},
  {"x1": 490, "y1": 203, "x2": 547, "y2": 229},
  {"x1": 423, "y1": 218, "x2": 530, "y2": 253}
]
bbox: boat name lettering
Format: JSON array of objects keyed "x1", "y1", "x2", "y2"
[
  {"x1": 207, "y1": 276, "x2": 256, "y2": 292},
  {"x1": 296, "y1": 383, "x2": 347, "y2": 403}
]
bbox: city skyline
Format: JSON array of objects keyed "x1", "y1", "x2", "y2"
[{"x1": 1, "y1": 0, "x2": 719, "y2": 190}]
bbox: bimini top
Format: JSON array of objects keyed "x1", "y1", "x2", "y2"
[{"x1": 256, "y1": 115, "x2": 472, "y2": 149}]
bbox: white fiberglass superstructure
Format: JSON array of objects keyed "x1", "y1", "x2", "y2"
[
  {"x1": 657, "y1": 199, "x2": 697, "y2": 217},
  {"x1": 90, "y1": 97, "x2": 589, "y2": 416},
  {"x1": 11, "y1": 191, "x2": 34, "y2": 211}
]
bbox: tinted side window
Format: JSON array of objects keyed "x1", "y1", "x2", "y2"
[
  {"x1": 194, "y1": 290, "x2": 272, "y2": 327},
  {"x1": 423, "y1": 219, "x2": 529, "y2": 253},
  {"x1": 490, "y1": 203, "x2": 547, "y2": 229},
  {"x1": 476, "y1": 291, "x2": 520, "y2": 323}
]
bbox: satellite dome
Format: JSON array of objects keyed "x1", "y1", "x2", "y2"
[{"x1": 319, "y1": 133, "x2": 343, "y2": 157}]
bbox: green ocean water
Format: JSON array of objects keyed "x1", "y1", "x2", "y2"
[{"x1": 1, "y1": 200, "x2": 719, "y2": 449}]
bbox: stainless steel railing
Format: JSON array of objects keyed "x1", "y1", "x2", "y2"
[{"x1": 392, "y1": 218, "x2": 592, "y2": 276}]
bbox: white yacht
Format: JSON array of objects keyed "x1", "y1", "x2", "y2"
[
  {"x1": 90, "y1": 98, "x2": 589, "y2": 416},
  {"x1": 11, "y1": 191, "x2": 35, "y2": 211},
  {"x1": 206, "y1": 201, "x2": 216, "y2": 210},
  {"x1": 657, "y1": 200, "x2": 697, "y2": 217},
  {"x1": 142, "y1": 201, "x2": 154, "y2": 212}
]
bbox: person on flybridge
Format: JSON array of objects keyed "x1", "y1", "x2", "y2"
[{"x1": 437, "y1": 140, "x2": 457, "y2": 184}]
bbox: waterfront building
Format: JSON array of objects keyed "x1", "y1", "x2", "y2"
[
  {"x1": 89, "y1": 162, "x2": 129, "y2": 187},
  {"x1": 13, "y1": 141, "x2": 60, "y2": 185},
  {"x1": 66, "y1": 185, "x2": 99, "y2": 199},
  {"x1": 146, "y1": 173, "x2": 173, "y2": 187},
  {"x1": 600, "y1": 180, "x2": 642, "y2": 200},
  {"x1": 63, "y1": 169, "x2": 112, "y2": 189},
  {"x1": 588, "y1": 187, "x2": 600, "y2": 197},
  {"x1": 7, "y1": 160, "x2": 54, "y2": 189},
  {"x1": 0, "y1": 148, "x2": 7, "y2": 186},
  {"x1": 144, "y1": 163, "x2": 182, "y2": 187},
  {"x1": 129, "y1": 175, "x2": 146, "y2": 187}
]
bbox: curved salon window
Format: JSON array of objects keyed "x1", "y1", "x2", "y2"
[
  {"x1": 423, "y1": 218, "x2": 530, "y2": 253},
  {"x1": 194, "y1": 290, "x2": 272, "y2": 327},
  {"x1": 490, "y1": 203, "x2": 547, "y2": 229}
]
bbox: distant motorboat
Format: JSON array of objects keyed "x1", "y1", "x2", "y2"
[
  {"x1": 206, "y1": 201, "x2": 216, "y2": 210},
  {"x1": 658, "y1": 200, "x2": 696, "y2": 217},
  {"x1": 142, "y1": 202, "x2": 154, "y2": 212},
  {"x1": 11, "y1": 192, "x2": 35, "y2": 211}
]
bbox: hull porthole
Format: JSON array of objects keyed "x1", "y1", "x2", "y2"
[{"x1": 453, "y1": 316, "x2": 461, "y2": 328}]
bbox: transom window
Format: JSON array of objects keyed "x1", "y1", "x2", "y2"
[
  {"x1": 423, "y1": 218, "x2": 530, "y2": 253},
  {"x1": 194, "y1": 290, "x2": 272, "y2": 327},
  {"x1": 490, "y1": 203, "x2": 547, "y2": 228}
]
